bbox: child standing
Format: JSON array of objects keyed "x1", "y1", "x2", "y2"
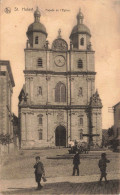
[
  {"x1": 34, "y1": 156, "x2": 45, "y2": 190},
  {"x1": 98, "y1": 153, "x2": 110, "y2": 184}
]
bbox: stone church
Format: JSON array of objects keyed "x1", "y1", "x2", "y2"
[{"x1": 18, "y1": 7, "x2": 102, "y2": 149}]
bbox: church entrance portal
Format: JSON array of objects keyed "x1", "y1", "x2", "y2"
[{"x1": 55, "y1": 125, "x2": 66, "y2": 146}]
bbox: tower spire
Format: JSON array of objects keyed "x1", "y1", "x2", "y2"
[
  {"x1": 34, "y1": 7, "x2": 41, "y2": 23},
  {"x1": 77, "y1": 8, "x2": 84, "y2": 24}
]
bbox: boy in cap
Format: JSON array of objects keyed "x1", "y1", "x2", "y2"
[
  {"x1": 98, "y1": 153, "x2": 110, "y2": 184},
  {"x1": 34, "y1": 156, "x2": 45, "y2": 190}
]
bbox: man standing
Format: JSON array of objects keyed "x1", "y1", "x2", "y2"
[
  {"x1": 34, "y1": 156, "x2": 45, "y2": 190},
  {"x1": 72, "y1": 150, "x2": 80, "y2": 176}
]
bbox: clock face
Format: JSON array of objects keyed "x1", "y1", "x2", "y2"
[{"x1": 54, "y1": 55, "x2": 65, "y2": 67}]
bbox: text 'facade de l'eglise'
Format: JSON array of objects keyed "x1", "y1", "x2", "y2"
[{"x1": 18, "y1": 7, "x2": 103, "y2": 149}]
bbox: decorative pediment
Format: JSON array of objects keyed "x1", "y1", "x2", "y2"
[
  {"x1": 52, "y1": 29, "x2": 68, "y2": 51},
  {"x1": 89, "y1": 90, "x2": 102, "y2": 107},
  {"x1": 52, "y1": 38, "x2": 68, "y2": 51}
]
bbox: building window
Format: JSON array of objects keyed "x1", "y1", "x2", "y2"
[
  {"x1": 55, "y1": 82, "x2": 66, "y2": 102},
  {"x1": 78, "y1": 59, "x2": 83, "y2": 68},
  {"x1": 39, "y1": 117, "x2": 42, "y2": 125},
  {"x1": 38, "y1": 129, "x2": 43, "y2": 140},
  {"x1": 80, "y1": 37, "x2": 84, "y2": 46},
  {"x1": 80, "y1": 129, "x2": 83, "y2": 140},
  {"x1": 38, "y1": 86, "x2": 42, "y2": 95},
  {"x1": 80, "y1": 118, "x2": 83, "y2": 125},
  {"x1": 78, "y1": 87, "x2": 83, "y2": 96},
  {"x1": 35, "y1": 36, "x2": 39, "y2": 44},
  {"x1": 37, "y1": 58, "x2": 42, "y2": 67},
  {"x1": 38, "y1": 114, "x2": 43, "y2": 125}
]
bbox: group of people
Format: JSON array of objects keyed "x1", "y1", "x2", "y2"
[
  {"x1": 72, "y1": 151, "x2": 110, "y2": 185},
  {"x1": 34, "y1": 152, "x2": 110, "y2": 190}
]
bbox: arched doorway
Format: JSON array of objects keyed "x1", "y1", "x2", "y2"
[{"x1": 55, "y1": 125, "x2": 66, "y2": 146}]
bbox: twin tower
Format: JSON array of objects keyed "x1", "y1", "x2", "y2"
[{"x1": 18, "y1": 7, "x2": 102, "y2": 149}]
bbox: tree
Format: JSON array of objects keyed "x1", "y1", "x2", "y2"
[
  {"x1": 108, "y1": 126, "x2": 114, "y2": 137},
  {"x1": 0, "y1": 133, "x2": 13, "y2": 153}
]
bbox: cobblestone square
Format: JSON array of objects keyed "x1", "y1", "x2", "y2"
[{"x1": 0, "y1": 148, "x2": 120, "y2": 194}]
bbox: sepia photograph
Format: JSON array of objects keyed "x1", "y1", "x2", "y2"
[{"x1": 0, "y1": 0, "x2": 120, "y2": 194}]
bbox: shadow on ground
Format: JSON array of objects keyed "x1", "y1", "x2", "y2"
[{"x1": 1, "y1": 180, "x2": 120, "y2": 194}]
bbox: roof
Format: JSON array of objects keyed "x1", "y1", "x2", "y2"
[
  {"x1": 0, "y1": 60, "x2": 15, "y2": 87},
  {"x1": 113, "y1": 102, "x2": 120, "y2": 108},
  {"x1": 70, "y1": 9, "x2": 91, "y2": 38},
  {"x1": 70, "y1": 24, "x2": 91, "y2": 38},
  {"x1": 27, "y1": 7, "x2": 47, "y2": 37},
  {"x1": 27, "y1": 22, "x2": 47, "y2": 36}
]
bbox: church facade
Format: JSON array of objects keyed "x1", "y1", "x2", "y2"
[{"x1": 18, "y1": 8, "x2": 102, "y2": 149}]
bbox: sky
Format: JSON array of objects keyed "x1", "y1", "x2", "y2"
[{"x1": 0, "y1": 0, "x2": 120, "y2": 129}]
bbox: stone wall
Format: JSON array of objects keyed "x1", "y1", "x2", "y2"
[{"x1": 20, "y1": 108, "x2": 91, "y2": 148}]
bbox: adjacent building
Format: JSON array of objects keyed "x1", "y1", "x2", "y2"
[
  {"x1": 18, "y1": 8, "x2": 102, "y2": 149},
  {"x1": 0, "y1": 60, "x2": 15, "y2": 140},
  {"x1": 113, "y1": 102, "x2": 120, "y2": 139}
]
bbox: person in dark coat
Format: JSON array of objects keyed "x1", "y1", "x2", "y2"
[
  {"x1": 34, "y1": 156, "x2": 45, "y2": 190},
  {"x1": 98, "y1": 153, "x2": 110, "y2": 184},
  {"x1": 72, "y1": 150, "x2": 80, "y2": 176}
]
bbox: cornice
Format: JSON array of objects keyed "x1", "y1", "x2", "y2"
[
  {"x1": 89, "y1": 105, "x2": 103, "y2": 109},
  {"x1": 19, "y1": 104, "x2": 89, "y2": 109},
  {"x1": 19, "y1": 104, "x2": 102, "y2": 110},
  {"x1": 83, "y1": 134, "x2": 100, "y2": 137},
  {"x1": 24, "y1": 48, "x2": 95, "y2": 53},
  {"x1": 24, "y1": 70, "x2": 96, "y2": 75}
]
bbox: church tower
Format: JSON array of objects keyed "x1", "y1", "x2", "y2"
[
  {"x1": 26, "y1": 7, "x2": 47, "y2": 49},
  {"x1": 70, "y1": 9, "x2": 91, "y2": 50},
  {"x1": 18, "y1": 8, "x2": 102, "y2": 149}
]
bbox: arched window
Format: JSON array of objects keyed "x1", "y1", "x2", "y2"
[
  {"x1": 39, "y1": 117, "x2": 42, "y2": 125},
  {"x1": 37, "y1": 58, "x2": 42, "y2": 67},
  {"x1": 78, "y1": 59, "x2": 83, "y2": 68},
  {"x1": 80, "y1": 118, "x2": 83, "y2": 125},
  {"x1": 55, "y1": 82, "x2": 66, "y2": 102},
  {"x1": 80, "y1": 129, "x2": 83, "y2": 140},
  {"x1": 38, "y1": 86, "x2": 42, "y2": 95},
  {"x1": 38, "y1": 129, "x2": 43, "y2": 140},
  {"x1": 38, "y1": 114, "x2": 43, "y2": 125},
  {"x1": 80, "y1": 37, "x2": 84, "y2": 46},
  {"x1": 35, "y1": 36, "x2": 39, "y2": 44}
]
